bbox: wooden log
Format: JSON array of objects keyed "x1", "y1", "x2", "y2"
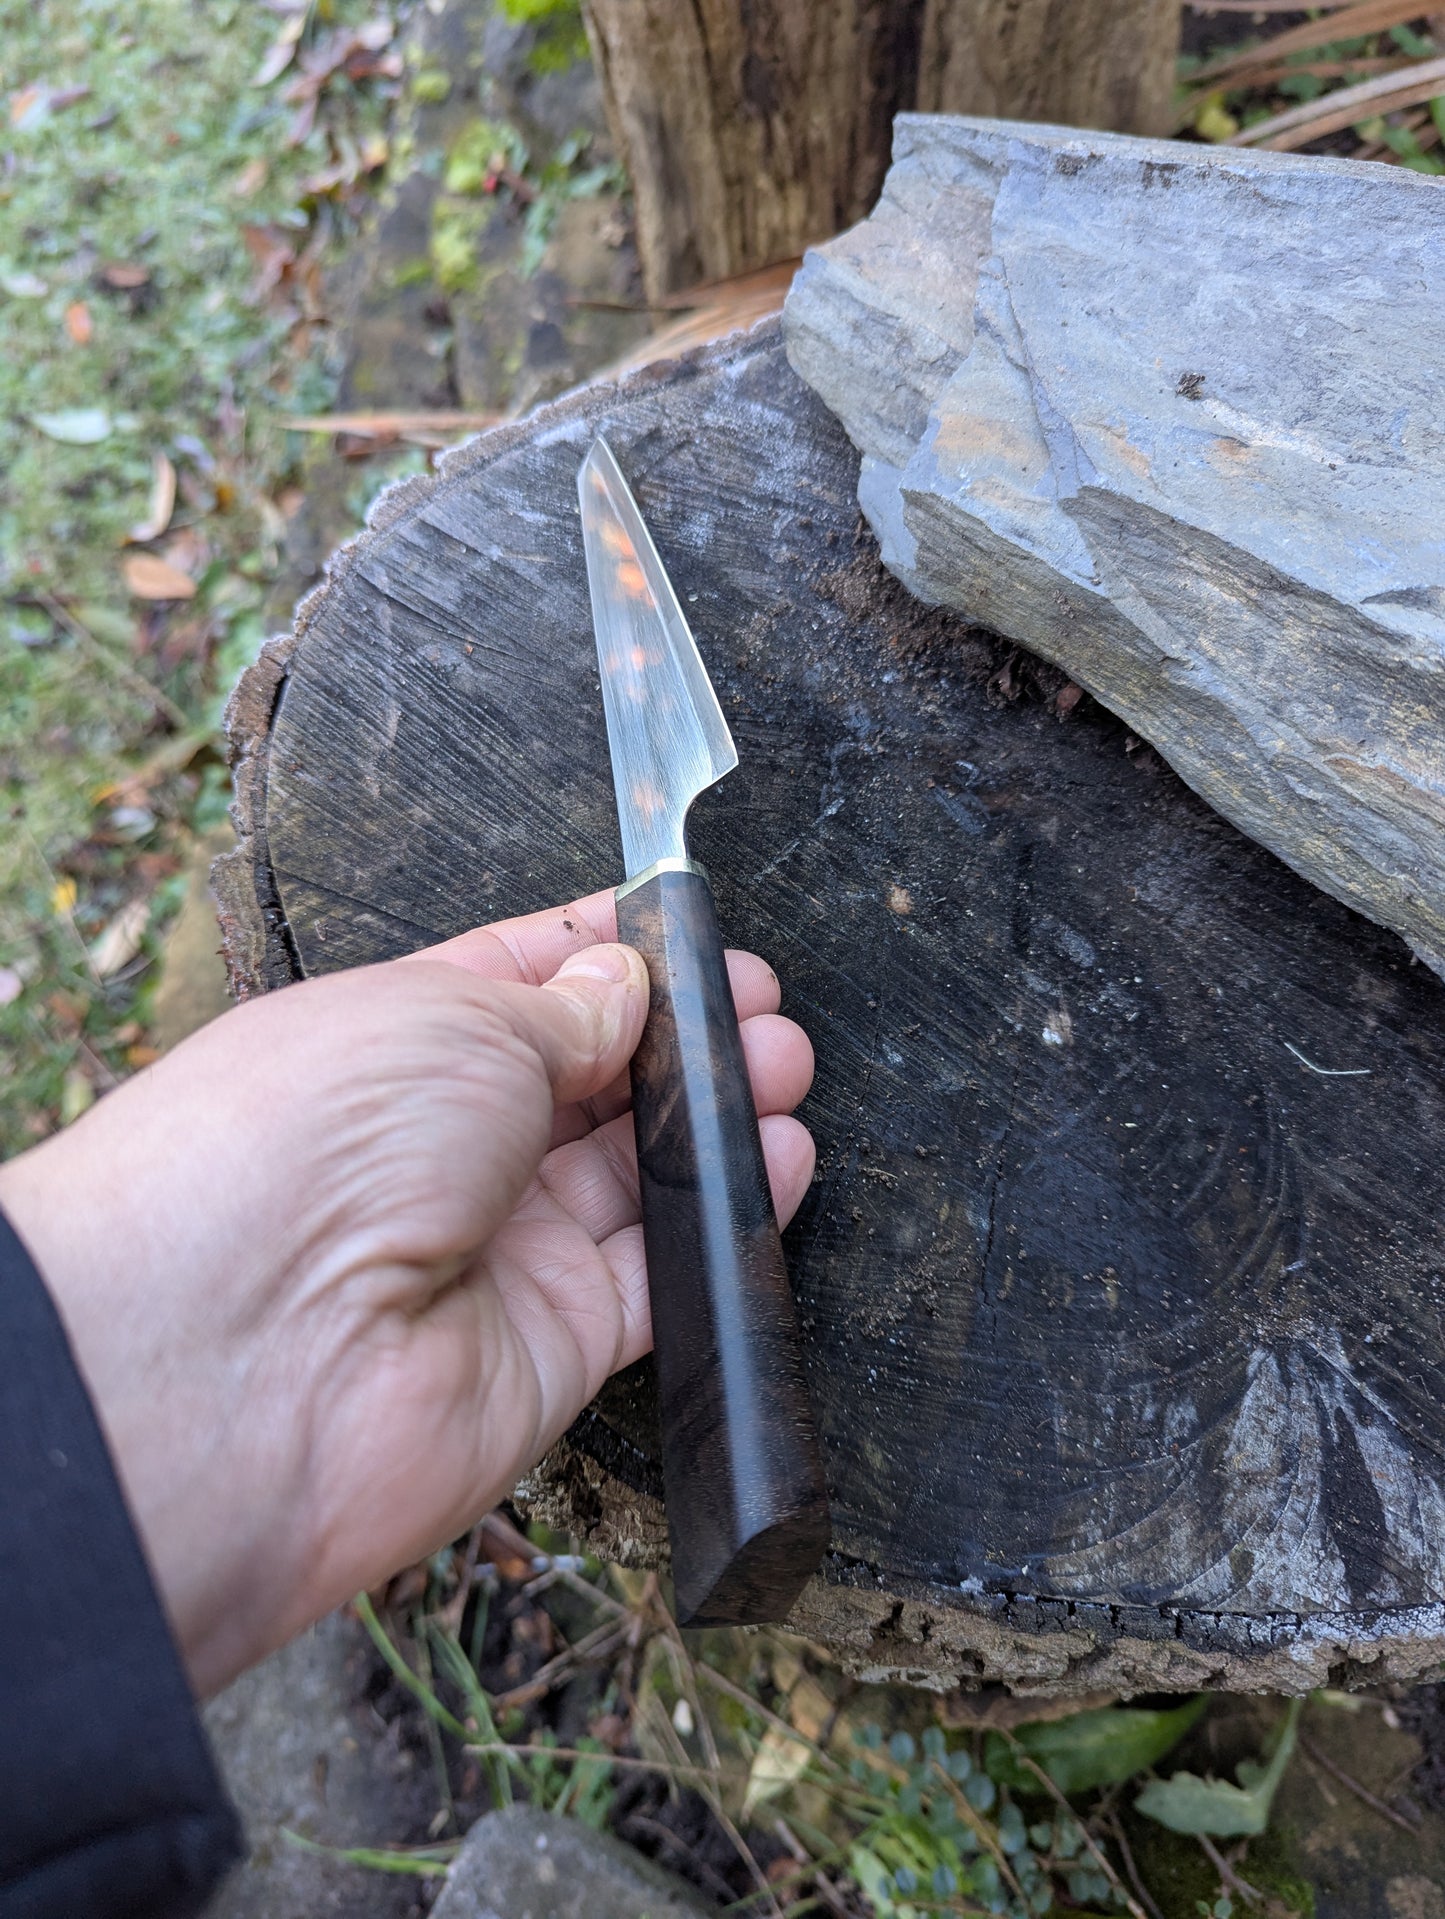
[
  {"x1": 218, "y1": 321, "x2": 1445, "y2": 1697},
  {"x1": 580, "y1": 2, "x2": 1180, "y2": 300},
  {"x1": 783, "y1": 116, "x2": 1445, "y2": 981}
]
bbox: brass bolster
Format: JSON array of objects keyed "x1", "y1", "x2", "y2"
[{"x1": 615, "y1": 856, "x2": 709, "y2": 901}]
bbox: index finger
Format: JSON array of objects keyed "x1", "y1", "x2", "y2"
[
  {"x1": 406, "y1": 890, "x2": 619, "y2": 985},
  {"x1": 410, "y1": 891, "x2": 785, "y2": 1022}
]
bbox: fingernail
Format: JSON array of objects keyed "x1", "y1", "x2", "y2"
[{"x1": 554, "y1": 943, "x2": 633, "y2": 986}]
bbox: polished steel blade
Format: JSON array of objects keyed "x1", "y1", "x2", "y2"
[{"x1": 579, "y1": 437, "x2": 737, "y2": 878}]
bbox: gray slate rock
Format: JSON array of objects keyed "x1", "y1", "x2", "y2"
[
  {"x1": 204, "y1": 1610, "x2": 434, "y2": 1918},
  {"x1": 430, "y1": 1804, "x2": 713, "y2": 1919},
  {"x1": 784, "y1": 115, "x2": 1445, "y2": 975}
]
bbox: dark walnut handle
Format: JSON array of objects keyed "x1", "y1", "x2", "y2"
[{"x1": 615, "y1": 861, "x2": 830, "y2": 1626}]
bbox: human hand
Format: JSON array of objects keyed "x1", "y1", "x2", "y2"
[{"x1": 0, "y1": 892, "x2": 815, "y2": 1697}]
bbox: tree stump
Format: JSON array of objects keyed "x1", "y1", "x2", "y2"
[
  {"x1": 219, "y1": 321, "x2": 1445, "y2": 1697},
  {"x1": 581, "y1": 0, "x2": 1180, "y2": 299}
]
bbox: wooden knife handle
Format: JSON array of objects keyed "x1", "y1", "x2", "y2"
[{"x1": 615, "y1": 860, "x2": 830, "y2": 1626}]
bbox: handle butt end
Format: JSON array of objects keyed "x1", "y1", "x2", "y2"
[{"x1": 673, "y1": 1501, "x2": 831, "y2": 1629}]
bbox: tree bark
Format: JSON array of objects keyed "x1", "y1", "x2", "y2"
[
  {"x1": 918, "y1": 0, "x2": 1181, "y2": 132},
  {"x1": 580, "y1": 0, "x2": 1180, "y2": 300},
  {"x1": 218, "y1": 322, "x2": 1445, "y2": 1698}
]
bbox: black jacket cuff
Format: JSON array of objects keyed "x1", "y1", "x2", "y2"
[{"x1": 0, "y1": 1208, "x2": 244, "y2": 1917}]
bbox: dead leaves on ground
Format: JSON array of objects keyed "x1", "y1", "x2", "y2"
[
  {"x1": 7, "y1": 82, "x2": 90, "y2": 131},
  {"x1": 254, "y1": 7, "x2": 401, "y2": 149},
  {"x1": 126, "y1": 454, "x2": 177, "y2": 545},
  {"x1": 121, "y1": 553, "x2": 196, "y2": 601}
]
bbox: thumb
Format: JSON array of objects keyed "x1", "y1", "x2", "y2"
[{"x1": 496, "y1": 941, "x2": 650, "y2": 1107}]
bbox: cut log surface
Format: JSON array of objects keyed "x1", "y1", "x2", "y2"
[
  {"x1": 220, "y1": 321, "x2": 1445, "y2": 1696},
  {"x1": 783, "y1": 117, "x2": 1445, "y2": 982}
]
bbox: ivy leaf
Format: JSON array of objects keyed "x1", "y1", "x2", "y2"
[
  {"x1": 985, "y1": 1696, "x2": 1207, "y2": 1795},
  {"x1": 1135, "y1": 1697, "x2": 1302, "y2": 1837}
]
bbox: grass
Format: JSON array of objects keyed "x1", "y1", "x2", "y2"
[
  {"x1": 0, "y1": 0, "x2": 394, "y2": 1150},
  {"x1": 339, "y1": 1527, "x2": 1342, "y2": 1919}
]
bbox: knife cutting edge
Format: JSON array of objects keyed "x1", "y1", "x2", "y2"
[{"x1": 578, "y1": 436, "x2": 830, "y2": 1627}]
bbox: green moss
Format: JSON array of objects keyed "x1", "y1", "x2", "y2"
[
  {"x1": 429, "y1": 197, "x2": 490, "y2": 291},
  {"x1": 411, "y1": 69, "x2": 452, "y2": 104},
  {"x1": 1121, "y1": 1810, "x2": 1316, "y2": 1919},
  {"x1": 497, "y1": 0, "x2": 589, "y2": 74},
  {"x1": 443, "y1": 117, "x2": 529, "y2": 195},
  {"x1": 390, "y1": 256, "x2": 434, "y2": 290}
]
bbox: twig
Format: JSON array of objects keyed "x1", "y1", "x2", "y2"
[
  {"x1": 1197, "y1": 1833, "x2": 1265, "y2": 1906},
  {"x1": 537, "y1": 1559, "x2": 631, "y2": 1616},
  {"x1": 1194, "y1": 0, "x2": 1433, "y2": 85},
  {"x1": 1283, "y1": 1041, "x2": 1371, "y2": 1077},
  {"x1": 279, "y1": 409, "x2": 501, "y2": 436},
  {"x1": 996, "y1": 1732, "x2": 1148, "y2": 1919},
  {"x1": 694, "y1": 1660, "x2": 846, "y2": 1776},
  {"x1": 1104, "y1": 1810, "x2": 1164, "y2": 1919},
  {"x1": 771, "y1": 1821, "x2": 853, "y2": 1919},
  {"x1": 1188, "y1": 0, "x2": 1364, "y2": 10},
  {"x1": 635, "y1": 1622, "x2": 782, "y2": 1919},
  {"x1": 466, "y1": 1739, "x2": 724, "y2": 1781},
  {"x1": 1300, "y1": 1747, "x2": 1340, "y2": 1806},
  {"x1": 1298, "y1": 1732, "x2": 1421, "y2": 1833},
  {"x1": 1228, "y1": 50, "x2": 1445, "y2": 152},
  {"x1": 488, "y1": 1617, "x2": 626, "y2": 1710},
  {"x1": 36, "y1": 591, "x2": 191, "y2": 733},
  {"x1": 624, "y1": 1812, "x2": 740, "y2": 1904}
]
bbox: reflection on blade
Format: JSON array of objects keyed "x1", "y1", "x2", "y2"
[{"x1": 579, "y1": 437, "x2": 737, "y2": 878}]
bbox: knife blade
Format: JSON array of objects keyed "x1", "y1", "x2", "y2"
[{"x1": 578, "y1": 436, "x2": 830, "y2": 1627}]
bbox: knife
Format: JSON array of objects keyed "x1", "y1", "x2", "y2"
[{"x1": 577, "y1": 436, "x2": 830, "y2": 1628}]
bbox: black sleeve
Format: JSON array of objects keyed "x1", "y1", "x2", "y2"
[{"x1": 0, "y1": 1209, "x2": 244, "y2": 1918}]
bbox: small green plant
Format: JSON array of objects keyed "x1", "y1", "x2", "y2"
[
  {"x1": 519, "y1": 131, "x2": 625, "y2": 276},
  {"x1": 985, "y1": 1697, "x2": 1206, "y2": 1796},
  {"x1": 497, "y1": 0, "x2": 589, "y2": 76},
  {"x1": 1135, "y1": 1696, "x2": 1302, "y2": 1838},
  {"x1": 836, "y1": 1723, "x2": 1127, "y2": 1919}
]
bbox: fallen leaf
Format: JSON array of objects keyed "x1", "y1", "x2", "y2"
[
  {"x1": 60, "y1": 1067, "x2": 94, "y2": 1125},
  {"x1": 159, "y1": 525, "x2": 208, "y2": 577},
  {"x1": 240, "y1": 222, "x2": 297, "y2": 299},
  {"x1": 231, "y1": 156, "x2": 268, "y2": 197},
  {"x1": 121, "y1": 553, "x2": 196, "y2": 600},
  {"x1": 741, "y1": 1723, "x2": 814, "y2": 1819},
  {"x1": 100, "y1": 262, "x2": 150, "y2": 290},
  {"x1": 9, "y1": 83, "x2": 89, "y2": 131},
  {"x1": 64, "y1": 299, "x2": 93, "y2": 343},
  {"x1": 89, "y1": 897, "x2": 150, "y2": 978},
  {"x1": 2, "y1": 269, "x2": 49, "y2": 298},
  {"x1": 253, "y1": 9, "x2": 307, "y2": 87},
  {"x1": 32, "y1": 407, "x2": 112, "y2": 444},
  {"x1": 8, "y1": 85, "x2": 46, "y2": 128},
  {"x1": 0, "y1": 967, "x2": 23, "y2": 1006},
  {"x1": 50, "y1": 877, "x2": 78, "y2": 917},
  {"x1": 126, "y1": 453, "x2": 176, "y2": 544},
  {"x1": 126, "y1": 1043, "x2": 161, "y2": 1069}
]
